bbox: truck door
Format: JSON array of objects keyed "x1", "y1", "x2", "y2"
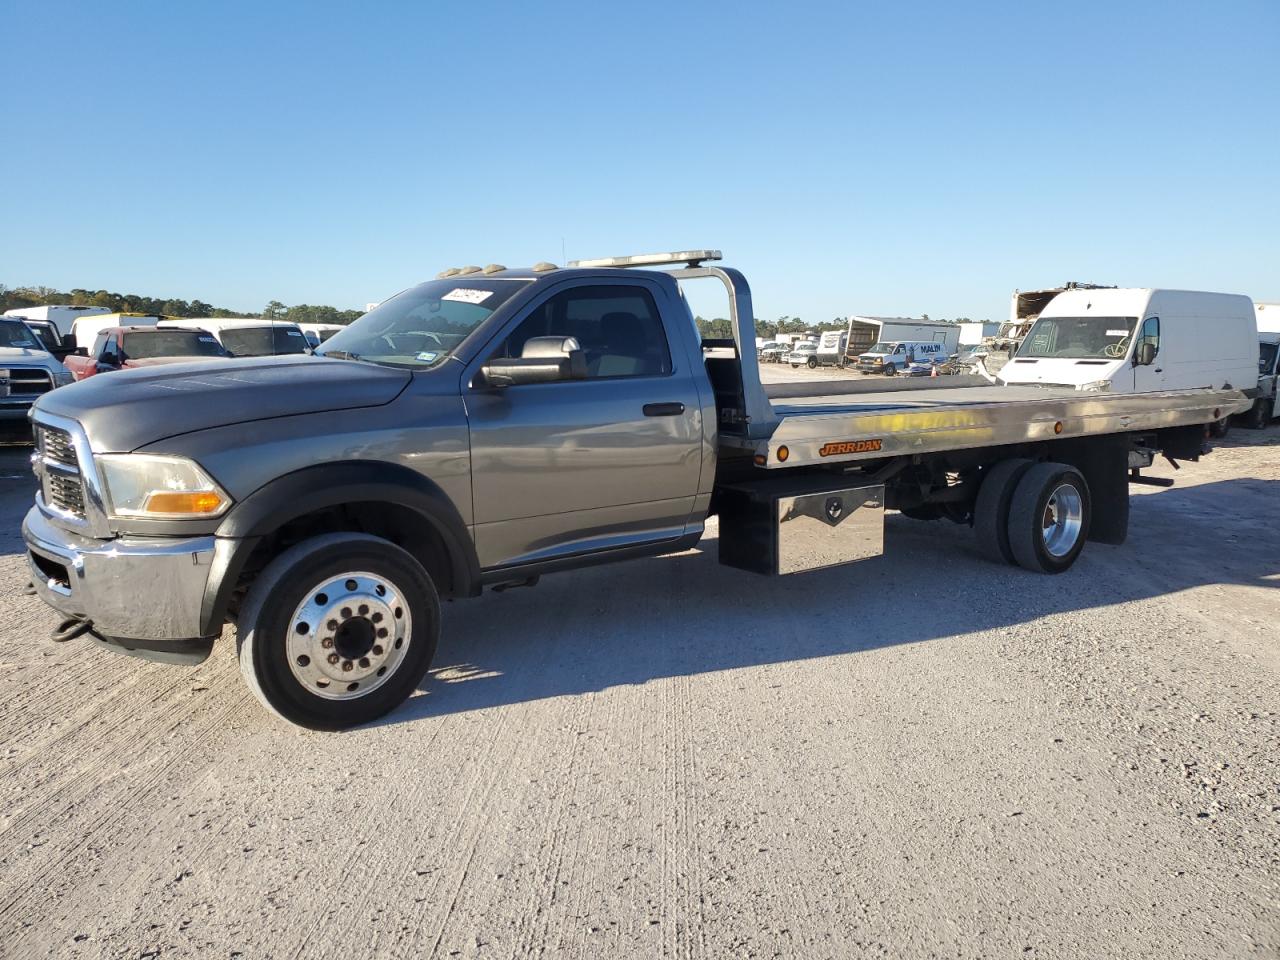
[
  {"x1": 1131, "y1": 317, "x2": 1164, "y2": 391},
  {"x1": 465, "y1": 279, "x2": 704, "y2": 570}
]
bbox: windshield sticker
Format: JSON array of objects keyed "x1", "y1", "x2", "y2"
[
  {"x1": 197, "y1": 335, "x2": 217, "y2": 343},
  {"x1": 287, "y1": 329, "x2": 304, "y2": 337},
  {"x1": 416, "y1": 350, "x2": 439, "y2": 363},
  {"x1": 1106, "y1": 329, "x2": 1129, "y2": 337},
  {"x1": 442, "y1": 288, "x2": 493, "y2": 305}
]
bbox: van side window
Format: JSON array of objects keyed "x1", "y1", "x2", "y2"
[
  {"x1": 498, "y1": 285, "x2": 672, "y2": 379},
  {"x1": 1136, "y1": 317, "x2": 1159, "y2": 359}
]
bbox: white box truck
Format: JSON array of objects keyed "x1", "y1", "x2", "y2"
[{"x1": 1255, "y1": 302, "x2": 1280, "y2": 334}]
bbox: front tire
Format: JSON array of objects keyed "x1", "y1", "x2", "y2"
[
  {"x1": 807, "y1": 357, "x2": 818, "y2": 369},
  {"x1": 1007, "y1": 463, "x2": 1091, "y2": 574},
  {"x1": 237, "y1": 533, "x2": 439, "y2": 729}
]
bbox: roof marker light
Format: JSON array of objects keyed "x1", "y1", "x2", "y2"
[
  {"x1": 482, "y1": 264, "x2": 507, "y2": 275},
  {"x1": 567, "y1": 250, "x2": 723, "y2": 269}
]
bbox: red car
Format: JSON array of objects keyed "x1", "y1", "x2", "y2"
[{"x1": 64, "y1": 325, "x2": 229, "y2": 381}]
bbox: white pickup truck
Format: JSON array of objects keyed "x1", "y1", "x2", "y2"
[{"x1": 22, "y1": 250, "x2": 1256, "y2": 728}]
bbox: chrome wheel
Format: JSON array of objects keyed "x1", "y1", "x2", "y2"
[
  {"x1": 1041, "y1": 483, "x2": 1083, "y2": 558},
  {"x1": 286, "y1": 571, "x2": 412, "y2": 700}
]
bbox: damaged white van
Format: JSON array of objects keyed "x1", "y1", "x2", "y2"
[{"x1": 998, "y1": 288, "x2": 1257, "y2": 396}]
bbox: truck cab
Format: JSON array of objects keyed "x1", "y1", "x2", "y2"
[{"x1": 1243, "y1": 333, "x2": 1280, "y2": 429}]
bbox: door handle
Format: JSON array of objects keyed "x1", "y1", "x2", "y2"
[{"x1": 643, "y1": 402, "x2": 685, "y2": 417}]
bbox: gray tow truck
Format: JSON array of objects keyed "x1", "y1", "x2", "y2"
[{"x1": 22, "y1": 251, "x2": 1254, "y2": 728}]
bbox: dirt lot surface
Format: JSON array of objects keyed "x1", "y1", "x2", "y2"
[{"x1": 1, "y1": 369, "x2": 1277, "y2": 959}]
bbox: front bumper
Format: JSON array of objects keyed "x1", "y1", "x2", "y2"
[{"x1": 23, "y1": 504, "x2": 223, "y2": 657}]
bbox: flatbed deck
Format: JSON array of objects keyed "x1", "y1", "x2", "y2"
[{"x1": 754, "y1": 383, "x2": 1250, "y2": 467}]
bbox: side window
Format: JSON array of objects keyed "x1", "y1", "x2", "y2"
[
  {"x1": 101, "y1": 334, "x2": 120, "y2": 362},
  {"x1": 497, "y1": 285, "x2": 672, "y2": 379},
  {"x1": 90, "y1": 332, "x2": 108, "y2": 357},
  {"x1": 1137, "y1": 317, "x2": 1159, "y2": 359}
]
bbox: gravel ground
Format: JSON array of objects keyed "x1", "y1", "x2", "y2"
[{"x1": 1, "y1": 370, "x2": 1277, "y2": 959}]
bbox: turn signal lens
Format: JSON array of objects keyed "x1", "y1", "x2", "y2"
[
  {"x1": 143, "y1": 490, "x2": 226, "y2": 515},
  {"x1": 777, "y1": 445, "x2": 790, "y2": 462}
]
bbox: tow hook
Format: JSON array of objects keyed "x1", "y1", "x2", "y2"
[{"x1": 51, "y1": 617, "x2": 94, "y2": 644}]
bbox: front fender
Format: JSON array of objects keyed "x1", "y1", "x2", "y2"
[{"x1": 201, "y1": 461, "x2": 480, "y2": 634}]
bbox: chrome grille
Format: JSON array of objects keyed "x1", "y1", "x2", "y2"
[
  {"x1": 35, "y1": 423, "x2": 87, "y2": 521},
  {"x1": 38, "y1": 426, "x2": 78, "y2": 468},
  {"x1": 46, "y1": 471, "x2": 86, "y2": 516}
]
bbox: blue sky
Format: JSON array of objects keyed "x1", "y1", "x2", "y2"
[{"x1": 3, "y1": 0, "x2": 1277, "y2": 323}]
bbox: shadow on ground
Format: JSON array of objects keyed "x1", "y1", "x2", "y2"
[{"x1": 388, "y1": 476, "x2": 1279, "y2": 726}]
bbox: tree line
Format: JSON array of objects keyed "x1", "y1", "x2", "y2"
[{"x1": 0, "y1": 284, "x2": 363, "y2": 326}]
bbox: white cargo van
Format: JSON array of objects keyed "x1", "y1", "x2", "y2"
[
  {"x1": 843, "y1": 316, "x2": 956, "y2": 365},
  {"x1": 998, "y1": 289, "x2": 1257, "y2": 395},
  {"x1": 69, "y1": 312, "x2": 161, "y2": 349}
]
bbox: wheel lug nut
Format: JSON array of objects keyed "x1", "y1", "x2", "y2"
[
  {"x1": 359, "y1": 657, "x2": 370, "y2": 669},
  {"x1": 327, "y1": 619, "x2": 338, "y2": 631},
  {"x1": 377, "y1": 627, "x2": 388, "y2": 639},
  {"x1": 342, "y1": 660, "x2": 353, "y2": 672},
  {"x1": 372, "y1": 645, "x2": 383, "y2": 656},
  {"x1": 371, "y1": 612, "x2": 383, "y2": 623},
  {"x1": 327, "y1": 654, "x2": 340, "y2": 665},
  {"x1": 358, "y1": 604, "x2": 369, "y2": 616},
  {"x1": 321, "y1": 637, "x2": 334, "y2": 649},
  {"x1": 341, "y1": 607, "x2": 352, "y2": 619}
]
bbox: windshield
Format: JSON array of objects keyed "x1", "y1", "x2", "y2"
[
  {"x1": 126, "y1": 329, "x2": 228, "y2": 359},
  {"x1": 318, "y1": 279, "x2": 530, "y2": 368},
  {"x1": 792, "y1": 343, "x2": 815, "y2": 351},
  {"x1": 866, "y1": 341, "x2": 896, "y2": 355},
  {"x1": 221, "y1": 325, "x2": 310, "y2": 357},
  {"x1": 0, "y1": 320, "x2": 41, "y2": 349},
  {"x1": 1017, "y1": 316, "x2": 1137, "y2": 359},
  {"x1": 1261, "y1": 341, "x2": 1279, "y2": 375},
  {"x1": 26, "y1": 323, "x2": 61, "y2": 352}
]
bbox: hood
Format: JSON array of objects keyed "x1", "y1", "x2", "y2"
[
  {"x1": 998, "y1": 356, "x2": 1123, "y2": 388},
  {"x1": 36, "y1": 355, "x2": 412, "y2": 452},
  {"x1": 0, "y1": 346, "x2": 56, "y2": 363},
  {"x1": 123, "y1": 355, "x2": 226, "y2": 368}
]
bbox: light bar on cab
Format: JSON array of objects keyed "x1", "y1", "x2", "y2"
[{"x1": 568, "y1": 250, "x2": 722, "y2": 269}]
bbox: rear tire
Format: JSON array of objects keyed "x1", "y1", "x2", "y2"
[
  {"x1": 973, "y1": 458, "x2": 1034, "y2": 564},
  {"x1": 807, "y1": 357, "x2": 818, "y2": 369},
  {"x1": 1007, "y1": 463, "x2": 1091, "y2": 574},
  {"x1": 1209, "y1": 417, "x2": 1231, "y2": 439},
  {"x1": 236, "y1": 533, "x2": 440, "y2": 729}
]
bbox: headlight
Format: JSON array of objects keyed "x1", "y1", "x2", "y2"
[
  {"x1": 52, "y1": 370, "x2": 74, "y2": 387},
  {"x1": 1079, "y1": 380, "x2": 1112, "y2": 392},
  {"x1": 96, "y1": 454, "x2": 231, "y2": 519}
]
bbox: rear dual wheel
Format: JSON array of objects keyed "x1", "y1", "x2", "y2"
[{"x1": 974, "y1": 460, "x2": 1090, "y2": 573}]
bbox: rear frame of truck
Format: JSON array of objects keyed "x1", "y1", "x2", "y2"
[{"x1": 583, "y1": 251, "x2": 1252, "y2": 576}]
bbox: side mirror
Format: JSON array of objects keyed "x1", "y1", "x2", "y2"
[
  {"x1": 481, "y1": 336, "x2": 587, "y2": 387},
  {"x1": 1134, "y1": 341, "x2": 1156, "y2": 366}
]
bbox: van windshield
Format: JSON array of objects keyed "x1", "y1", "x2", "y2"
[
  {"x1": 1017, "y1": 316, "x2": 1137, "y2": 359},
  {"x1": 318, "y1": 279, "x2": 531, "y2": 368},
  {"x1": 867, "y1": 341, "x2": 895, "y2": 354}
]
